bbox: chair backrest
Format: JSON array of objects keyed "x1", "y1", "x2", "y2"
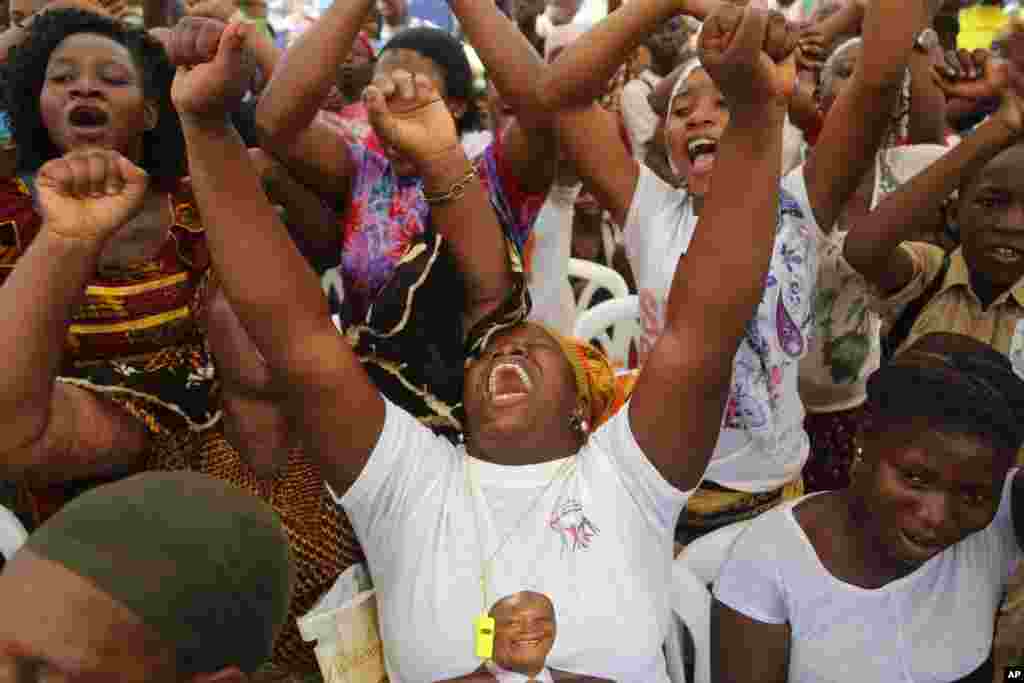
[
  {"x1": 666, "y1": 563, "x2": 708, "y2": 683},
  {"x1": 573, "y1": 295, "x2": 641, "y2": 370},
  {"x1": 670, "y1": 521, "x2": 752, "y2": 683},
  {"x1": 568, "y1": 258, "x2": 630, "y2": 317},
  {"x1": 0, "y1": 504, "x2": 27, "y2": 561},
  {"x1": 678, "y1": 520, "x2": 751, "y2": 586}
]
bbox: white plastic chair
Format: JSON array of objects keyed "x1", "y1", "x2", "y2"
[
  {"x1": 568, "y1": 257, "x2": 629, "y2": 317},
  {"x1": 672, "y1": 520, "x2": 752, "y2": 683},
  {"x1": 573, "y1": 295, "x2": 641, "y2": 370},
  {"x1": 0, "y1": 504, "x2": 27, "y2": 562}
]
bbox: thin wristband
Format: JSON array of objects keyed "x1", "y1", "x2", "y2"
[{"x1": 423, "y1": 168, "x2": 477, "y2": 206}]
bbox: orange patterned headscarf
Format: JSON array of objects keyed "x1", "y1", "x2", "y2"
[{"x1": 532, "y1": 323, "x2": 629, "y2": 429}]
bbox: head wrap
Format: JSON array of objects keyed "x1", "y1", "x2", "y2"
[
  {"x1": 867, "y1": 333, "x2": 1024, "y2": 455},
  {"x1": 25, "y1": 471, "x2": 293, "y2": 676},
  {"x1": 532, "y1": 323, "x2": 625, "y2": 428},
  {"x1": 666, "y1": 56, "x2": 703, "y2": 178}
]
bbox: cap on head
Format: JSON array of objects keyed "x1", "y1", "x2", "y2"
[
  {"x1": 25, "y1": 471, "x2": 293, "y2": 676},
  {"x1": 531, "y1": 323, "x2": 622, "y2": 429}
]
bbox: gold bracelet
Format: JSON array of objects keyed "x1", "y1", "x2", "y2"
[{"x1": 423, "y1": 168, "x2": 477, "y2": 206}]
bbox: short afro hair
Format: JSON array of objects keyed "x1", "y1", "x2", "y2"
[
  {"x1": 381, "y1": 26, "x2": 483, "y2": 135},
  {"x1": 0, "y1": 8, "x2": 186, "y2": 183}
]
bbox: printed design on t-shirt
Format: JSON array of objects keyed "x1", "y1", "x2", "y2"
[
  {"x1": 637, "y1": 288, "x2": 663, "y2": 365},
  {"x1": 724, "y1": 376, "x2": 769, "y2": 430},
  {"x1": 1011, "y1": 320, "x2": 1024, "y2": 381},
  {"x1": 812, "y1": 239, "x2": 873, "y2": 385},
  {"x1": 548, "y1": 498, "x2": 600, "y2": 555},
  {"x1": 722, "y1": 190, "x2": 814, "y2": 434}
]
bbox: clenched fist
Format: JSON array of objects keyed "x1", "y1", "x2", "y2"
[
  {"x1": 363, "y1": 70, "x2": 460, "y2": 170},
  {"x1": 168, "y1": 17, "x2": 253, "y2": 123},
  {"x1": 37, "y1": 149, "x2": 149, "y2": 244},
  {"x1": 698, "y1": 0, "x2": 798, "y2": 114}
]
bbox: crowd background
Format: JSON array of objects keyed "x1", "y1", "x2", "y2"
[{"x1": 0, "y1": 0, "x2": 1024, "y2": 680}]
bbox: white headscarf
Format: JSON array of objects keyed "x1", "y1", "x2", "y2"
[{"x1": 665, "y1": 56, "x2": 704, "y2": 178}]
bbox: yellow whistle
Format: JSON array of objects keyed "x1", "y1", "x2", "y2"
[{"x1": 474, "y1": 614, "x2": 495, "y2": 659}]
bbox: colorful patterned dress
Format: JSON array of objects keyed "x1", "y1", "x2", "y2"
[{"x1": 0, "y1": 176, "x2": 355, "y2": 679}]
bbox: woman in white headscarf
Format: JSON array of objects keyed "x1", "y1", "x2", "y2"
[{"x1": 531, "y1": 0, "x2": 938, "y2": 543}]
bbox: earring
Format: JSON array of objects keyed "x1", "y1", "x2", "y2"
[
  {"x1": 849, "y1": 446, "x2": 864, "y2": 481},
  {"x1": 568, "y1": 413, "x2": 589, "y2": 435}
]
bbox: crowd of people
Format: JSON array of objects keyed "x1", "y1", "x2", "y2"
[{"x1": 0, "y1": 0, "x2": 1023, "y2": 679}]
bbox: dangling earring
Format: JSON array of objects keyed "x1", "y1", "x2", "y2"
[
  {"x1": 849, "y1": 446, "x2": 864, "y2": 481},
  {"x1": 569, "y1": 413, "x2": 589, "y2": 436}
]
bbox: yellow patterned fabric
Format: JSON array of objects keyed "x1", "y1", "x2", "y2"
[
  {"x1": 533, "y1": 324, "x2": 625, "y2": 429},
  {"x1": 676, "y1": 478, "x2": 805, "y2": 546}
]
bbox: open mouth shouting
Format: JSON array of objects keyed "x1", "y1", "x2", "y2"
[
  {"x1": 66, "y1": 104, "x2": 111, "y2": 142},
  {"x1": 486, "y1": 358, "x2": 534, "y2": 407},
  {"x1": 686, "y1": 136, "x2": 718, "y2": 175}
]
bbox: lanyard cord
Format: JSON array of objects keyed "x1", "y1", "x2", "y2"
[{"x1": 464, "y1": 455, "x2": 576, "y2": 611}]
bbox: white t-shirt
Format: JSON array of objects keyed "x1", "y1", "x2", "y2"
[
  {"x1": 527, "y1": 184, "x2": 580, "y2": 337},
  {"x1": 335, "y1": 399, "x2": 692, "y2": 682},
  {"x1": 623, "y1": 164, "x2": 819, "y2": 492},
  {"x1": 715, "y1": 472, "x2": 1023, "y2": 683}
]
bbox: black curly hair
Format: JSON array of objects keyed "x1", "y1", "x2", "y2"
[
  {"x1": 0, "y1": 8, "x2": 186, "y2": 182},
  {"x1": 382, "y1": 26, "x2": 483, "y2": 134}
]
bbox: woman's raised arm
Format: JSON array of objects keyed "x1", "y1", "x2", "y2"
[
  {"x1": 172, "y1": 22, "x2": 383, "y2": 496},
  {"x1": 628, "y1": 4, "x2": 795, "y2": 492}
]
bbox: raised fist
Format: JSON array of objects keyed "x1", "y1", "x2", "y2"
[
  {"x1": 363, "y1": 69, "x2": 460, "y2": 169},
  {"x1": 934, "y1": 47, "x2": 1024, "y2": 136},
  {"x1": 37, "y1": 149, "x2": 149, "y2": 244},
  {"x1": 795, "y1": 27, "x2": 827, "y2": 72},
  {"x1": 934, "y1": 48, "x2": 1004, "y2": 100},
  {"x1": 698, "y1": 1, "x2": 798, "y2": 113},
  {"x1": 169, "y1": 18, "x2": 253, "y2": 122}
]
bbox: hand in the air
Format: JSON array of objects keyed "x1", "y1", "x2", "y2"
[
  {"x1": 934, "y1": 45, "x2": 1024, "y2": 135},
  {"x1": 934, "y1": 48, "x2": 1004, "y2": 99},
  {"x1": 37, "y1": 149, "x2": 149, "y2": 244},
  {"x1": 185, "y1": 0, "x2": 240, "y2": 23},
  {"x1": 363, "y1": 69, "x2": 460, "y2": 168},
  {"x1": 169, "y1": 18, "x2": 253, "y2": 123},
  {"x1": 699, "y1": 0, "x2": 799, "y2": 113},
  {"x1": 795, "y1": 27, "x2": 827, "y2": 72}
]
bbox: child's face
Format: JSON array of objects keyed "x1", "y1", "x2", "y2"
[{"x1": 958, "y1": 144, "x2": 1024, "y2": 289}]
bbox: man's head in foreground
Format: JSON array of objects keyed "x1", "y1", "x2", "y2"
[{"x1": 0, "y1": 471, "x2": 292, "y2": 682}]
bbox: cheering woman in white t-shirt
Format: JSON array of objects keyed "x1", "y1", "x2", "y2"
[{"x1": 165, "y1": 2, "x2": 797, "y2": 679}]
